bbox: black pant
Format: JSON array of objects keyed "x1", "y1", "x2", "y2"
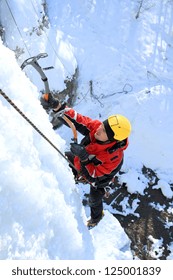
[
  {"x1": 88, "y1": 159, "x2": 124, "y2": 221},
  {"x1": 66, "y1": 151, "x2": 123, "y2": 221},
  {"x1": 89, "y1": 187, "x2": 105, "y2": 221}
]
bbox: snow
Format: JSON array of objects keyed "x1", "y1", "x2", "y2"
[
  {"x1": 0, "y1": 0, "x2": 173, "y2": 260},
  {"x1": 148, "y1": 235, "x2": 164, "y2": 259},
  {"x1": 155, "y1": 179, "x2": 173, "y2": 199}
]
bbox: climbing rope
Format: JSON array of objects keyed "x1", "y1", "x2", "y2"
[
  {"x1": 0, "y1": 89, "x2": 96, "y2": 187},
  {"x1": 0, "y1": 89, "x2": 77, "y2": 171},
  {"x1": 79, "y1": 82, "x2": 133, "y2": 108},
  {"x1": 100, "y1": 83, "x2": 133, "y2": 99}
]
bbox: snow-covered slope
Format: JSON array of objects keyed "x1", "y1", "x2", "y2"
[{"x1": 0, "y1": 0, "x2": 173, "y2": 260}]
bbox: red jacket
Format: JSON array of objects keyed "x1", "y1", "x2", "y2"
[{"x1": 64, "y1": 108, "x2": 129, "y2": 187}]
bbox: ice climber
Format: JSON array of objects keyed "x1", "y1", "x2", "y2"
[{"x1": 41, "y1": 93, "x2": 131, "y2": 229}]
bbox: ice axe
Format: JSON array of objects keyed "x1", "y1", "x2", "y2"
[{"x1": 21, "y1": 53, "x2": 78, "y2": 143}]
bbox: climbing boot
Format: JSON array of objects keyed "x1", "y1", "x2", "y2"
[{"x1": 87, "y1": 211, "x2": 104, "y2": 229}]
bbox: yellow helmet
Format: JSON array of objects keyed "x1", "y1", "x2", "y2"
[{"x1": 103, "y1": 114, "x2": 131, "y2": 141}]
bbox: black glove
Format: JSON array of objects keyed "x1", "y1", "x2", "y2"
[
  {"x1": 70, "y1": 143, "x2": 89, "y2": 161},
  {"x1": 40, "y1": 93, "x2": 60, "y2": 110},
  {"x1": 53, "y1": 102, "x2": 66, "y2": 114}
]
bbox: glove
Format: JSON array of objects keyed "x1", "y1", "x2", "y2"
[
  {"x1": 40, "y1": 93, "x2": 60, "y2": 110},
  {"x1": 70, "y1": 143, "x2": 89, "y2": 161},
  {"x1": 50, "y1": 102, "x2": 67, "y2": 127},
  {"x1": 53, "y1": 102, "x2": 66, "y2": 114}
]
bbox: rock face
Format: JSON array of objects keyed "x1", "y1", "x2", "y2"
[{"x1": 103, "y1": 167, "x2": 173, "y2": 260}]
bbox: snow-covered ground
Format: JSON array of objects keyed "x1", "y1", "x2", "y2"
[{"x1": 0, "y1": 0, "x2": 173, "y2": 260}]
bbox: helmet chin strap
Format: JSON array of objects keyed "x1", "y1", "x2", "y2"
[{"x1": 95, "y1": 139, "x2": 114, "y2": 144}]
